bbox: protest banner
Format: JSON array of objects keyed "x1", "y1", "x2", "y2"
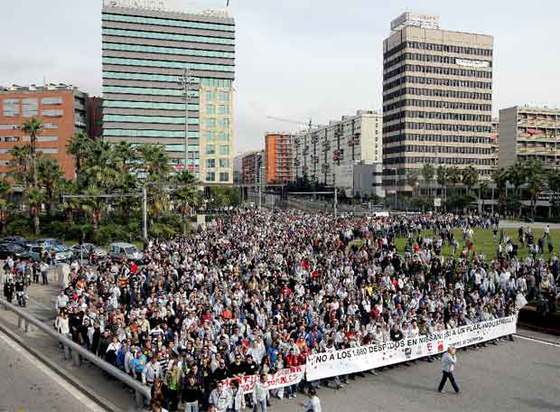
[
  {"x1": 222, "y1": 365, "x2": 305, "y2": 394},
  {"x1": 306, "y1": 316, "x2": 517, "y2": 381}
]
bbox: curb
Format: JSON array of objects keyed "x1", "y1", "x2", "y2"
[{"x1": 0, "y1": 318, "x2": 124, "y2": 412}]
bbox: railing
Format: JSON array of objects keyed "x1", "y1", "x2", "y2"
[{"x1": 0, "y1": 297, "x2": 151, "y2": 409}]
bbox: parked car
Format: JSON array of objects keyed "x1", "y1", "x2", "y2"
[
  {"x1": 0, "y1": 242, "x2": 27, "y2": 259},
  {"x1": 24, "y1": 244, "x2": 73, "y2": 263},
  {"x1": 109, "y1": 242, "x2": 143, "y2": 262},
  {"x1": 1, "y1": 236, "x2": 27, "y2": 246},
  {"x1": 70, "y1": 243, "x2": 107, "y2": 259}
]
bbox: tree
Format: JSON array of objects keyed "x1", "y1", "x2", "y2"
[
  {"x1": 522, "y1": 159, "x2": 545, "y2": 219},
  {"x1": 173, "y1": 171, "x2": 200, "y2": 234},
  {"x1": 492, "y1": 168, "x2": 509, "y2": 214},
  {"x1": 547, "y1": 169, "x2": 560, "y2": 217},
  {"x1": 0, "y1": 180, "x2": 11, "y2": 233},
  {"x1": 8, "y1": 145, "x2": 32, "y2": 187},
  {"x1": 461, "y1": 165, "x2": 479, "y2": 195},
  {"x1": 38, "y1": 157, "x2": 63, "y2": 216},
  {"x1": 421, "y1": 163, "x2": 435, "y2": 197},
  {"x1": 25, "y1": 187, "x2": 45, "y2": 235},
  {"x1": 436, "y1": 166, "x2": 448, "y2": 205},
  {"x1": 507, "y1": 163, "x2": 525, "y2": 218},
  {"x1": 81, "y1": 185, "x2": 105, "y2": 232},
  {"x1": 67, "y1": 132, "x2": 93, "y2": 179},
  {"x1": 447, "y1": 166, "x2": 462, "y2": 189},
  {"x1": 21, "y1": 118, "x2": 43, "y2": 186}
]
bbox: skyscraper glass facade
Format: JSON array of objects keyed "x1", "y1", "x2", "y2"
[{"x1": 102, "y1": 3, "x2": 235, "y2": 182}]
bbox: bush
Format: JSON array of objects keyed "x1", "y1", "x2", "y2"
[
  {"x1": 93, "y1": 224, "x2": 130, "y2": 246},
  {"x1": 5, "y1": 215, "x2": 32, "y2": 236}
]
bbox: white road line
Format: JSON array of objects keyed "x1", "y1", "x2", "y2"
[
  {"x1": 515, "y1": 334, "x2": 560, "y2": 348},
  {"x1": 0, "y1": 329, "x2": 107, "y2": 412}
]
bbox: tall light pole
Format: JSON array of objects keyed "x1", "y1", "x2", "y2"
[{"x1": 178, "y1": 68, "x2": 196, "y2": 170}]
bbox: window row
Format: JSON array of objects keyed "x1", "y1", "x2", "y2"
[
  {"x1": 384, "y1": 145, "x2": 494, "y2": 155},
  {"x1": 102, "y1": 13, "x2": 235, "y2": 33},
  {"x1": 383, "y1": 122, "x2": 491, "y2": 133},
  {"x1": 104, "y1": 71, "x2": 199, "y2": 84},
  {"x1": 205, "y1": 158, "x2": 231, "y2": 169},
  {"x1": 206, "y1": 144, "x2": 230, "y2": 156},
  {"x1": 384, "y1": 156, "x2": 494, "y2": 166},
  {"x1": 385, "y1": 76, "x2": 492, "y2": 91},
  {"x1": 205, "y1": 130, "x2": 230, "y2": 141},
  {"x1": 384, "y1": 40, "x2": 492, "y2": 59},
  {"x1": 206, "y1": 104, "x2": 229, "y2": 115},
  {"x1": 205, "y1": 90, "x2": 230, "y2": 102},
  {"x1": 384, "y1": 133, "x2": 494, "y2": 145},
  {"x1": 103, "y1": 85, "x2": 200, "y2": 97},
  {"x1": 104, "y1": 129, "x2": 199, "y2": 138},
  {"x1": 384, "y1": 99, "x2": 491, "y2": 112},
  {"x1": 384, "y1": 86, "x2": 492, "y2": 101},
  {"x1": 104, "y1": 100, "x2": 199, "y2": 111},
  {"x1": 385, "y1": 64, "x2": 493, "y2": 81},
  {"x1": 103, "y1": 28, "x2": 235, "y2": 46},
  {"x1": 384, "y1": 111, "x2": 492, "y2": 123},
  {"x1": 205, "y1": 171, "x2": 230, "y2": 182},
  {"x1": 385, "y1": 52, "x2": 491, "y2": 70},
  {"x1": 104, "y1": 114, "x2": 199, "y2": 125},
  {"x1": 102, "y1": 57, "x2": 234, "y2": 73},
  {"x1": 103, "y1": 43, "x2": 234, "y2": 59}
]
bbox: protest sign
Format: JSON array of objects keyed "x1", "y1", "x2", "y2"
[{"x1": 222, "y1": 366, "x2": 305, "y2": 394}]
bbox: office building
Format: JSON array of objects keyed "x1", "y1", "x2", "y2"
[
  {"x1": 241, "y1": 150, "x2": 263, "y2": 185},
  {"x1": 335, "y1": 163, "x2": 384, "y2": 198},
  {"x1": 0, "y1": 84, "x2": 89, "y2": 179},
  {"x1": 101, "y1": 0, "x2": 235, "y2": 183},
  {"x1": 383, "y1": 12, "x2": 494, "y2": 191},
  {"x1": 294, "y1": 110, "x2": 382, "y2": 186},
  {"x1": 498, "y1": 106, "x2": 560, "y2": 168},
  {"x1": 264, "y1": 133, "x2": 295, "y2": 184},
  {"x1": 233, "y1": 153, "x2": 243, "y2": 184}
]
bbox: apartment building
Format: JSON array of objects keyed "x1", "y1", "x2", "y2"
[
  {"x1": 498, "y1": 106, "x2": 560, "y2": 168},
  {"x1": 265, "y1": 133, "x2": 295, "y2": 184},
  {"x1": 294, "y1": 110, "x2": 382, "y2": 186},
  {"x1": 101, "y1": 0, "x2": 235, "y2": 183},
  {"x1": 241, "y1": 150, "x2": 263, "y2": 185},
  {"x1": 383, "y1": 12, "x2": 495, "y2": 190},
  {"x1": 0, "y1": 84, "x2": 89, "y2": 179}
]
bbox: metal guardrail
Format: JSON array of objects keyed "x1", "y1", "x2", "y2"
[{"x1": 0, "y1": 297, "x2": 151, "y2": 409}]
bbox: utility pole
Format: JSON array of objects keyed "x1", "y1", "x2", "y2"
[
  {"x1": 142, "y1": 185, "x2": 148, "y2": 241},
  {"x1": 333, "y1": 172, "x2": 337, "y2": 218},
  {"x1": 178, "y1": 68, "x2": 195, "y2": 170}
]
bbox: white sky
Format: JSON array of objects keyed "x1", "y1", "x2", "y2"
[{"x1": 1, "y1": 0, "x2": 559, "y2": 154}]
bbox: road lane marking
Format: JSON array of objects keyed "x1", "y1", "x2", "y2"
[
  {"x1": 0, "y1": 329, "x2": 107, "y2": 412},
  {"x1": 515, "y1": 334, "x2": 560, "y2": 348}
]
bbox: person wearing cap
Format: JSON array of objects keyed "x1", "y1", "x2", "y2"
[{"x1": 438, "y1": 346, "x2": 460, "y2": 394}]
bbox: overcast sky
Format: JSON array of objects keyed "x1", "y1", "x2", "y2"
[{"x1": 1, "y1": 0, "x2": 558, "y2": 154}]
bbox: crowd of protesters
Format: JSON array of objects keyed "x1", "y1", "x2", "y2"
[{"x1": 5, "y1": 209, "x2": 559, "y2": 411}]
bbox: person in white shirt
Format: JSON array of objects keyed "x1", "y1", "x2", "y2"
[
  {"x1": 438, "y1": 346, "x2": 460, "y2": 393},
  {"x1": 302, "y1": 388, "x2": 321, "y2": 412}
]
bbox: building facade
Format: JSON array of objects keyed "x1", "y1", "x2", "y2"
[
  {"x1": 0, "y1": 84, "x2": 89, "y2": 179},
  {"x1": 294, "y1": 110, "x2": 382, "y2": 186},
  {"x1": 383, "y1": 13, "x2": 494, "y2": 191},
  {"x1": 101, "y1": 0, "x2": 235, "y2": 184},
  {"x1": 241, "y1": 150, "x2": 263, "y2": 185},
  {"x1": 264, "y1": 133, "x2": 295, "y2": 184},
  {"x1": 335, "y1": 163, "x2": 384, "y2": 198},
  {"x1": 498, "y1": 106, "x2": 560, "y2": 168}
]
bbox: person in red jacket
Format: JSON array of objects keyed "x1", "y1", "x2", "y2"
[{"x1": 284, "y1": 348, "x2": 301, "y2": 399}]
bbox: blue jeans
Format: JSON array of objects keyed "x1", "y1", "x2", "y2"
[{"x1": 254, "y1": 399, "x2": 267, "y2": 412}]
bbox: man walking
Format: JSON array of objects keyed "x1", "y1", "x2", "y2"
[{"x1": 438, "y1": 346, "x2": 460, "y2": 394}]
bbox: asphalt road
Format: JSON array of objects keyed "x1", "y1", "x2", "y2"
[
  {"x1": 273, "y1": 335, "x2": 560, "y2": 412},
  {"x1": 0, "y1": 329, "x2": 107, "y2": 412}
]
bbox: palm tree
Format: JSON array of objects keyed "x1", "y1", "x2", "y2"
[
  {"x1": 492, "y1": 168, "x2": 508, "y2": 214},
  {"x1": 138, "y1": 144, "x2": 171, "y2": 182},
  {"x1": 67, "y1": 132, "x2": 93, "y2": 179},
  {"x1": 58, "y1": 180, "x2": 80, "y2": 224},
  {"x1": 461, "y1": 165, "x2": 479, "y2": 196},
  {"x1": 436, "y1": 165, "x2": 448, "y2": 204},
  {"x1": 447, "y1": 166, "x2": 462, "y2": 191},
  {"x1": 507, "y1": 163, "x2": 525, "y2": 218},
  {"x1": 38, "y1": 157, "x2": 63, "y2": 216},
  {"x1": 81, "y1": 185, "x2": 105, "y2": 232},
  {"x1": 421, "y1": 163, "x2": 435, "y2": 197},
  {"x1": 0, "y1": 180, "x2": 11, "y2": 233},
  {"x1": 21, "y1": 118, "x2": 43, "y2": 189},
  {"x1": 547, "y1": 169, "x2": 560, "y2": 217},
  {"x1": 173, "y1": 171, "x2": 200, "y2": 234},
  {"x1": 8, "y1": 145, "x2": 32, "y2": 188},
  {"x1": 522, "y1": 159, "x2": 545, "y2": 219},
  {"x1": 25, "y1": 187, "x2": 45, "y2": 235}
]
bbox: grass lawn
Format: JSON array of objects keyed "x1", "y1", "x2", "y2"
[{"x1": 394, "y1": 228, "x2": 560, "y2": 260}]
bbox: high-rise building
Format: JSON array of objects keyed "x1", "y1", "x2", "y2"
[
  {"x1": 294, "y1": 110, "x2": 382, "y2": 186},
  {"x1": 383, "y1": 12, "x2": 494, "y2": 191},
  {"x1": 101, "y1": 0, "x2": 235, "y2": 183},
  {"x1": 264, "y1": 133, "x2": 295, "y2": 184},
  {"x1": 0, "y1": 83, "x2": 89, "y2": 179},
  {"x1": 498, "y1": 106, "x2": 560, "y2": 169}
]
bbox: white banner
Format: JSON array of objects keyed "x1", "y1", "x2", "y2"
[
  {"x1": 306, "y1": 316, "x2": 517, "y2": 381},
  {"x1": 222, "y1": 366, "x2": 305, "y2": 394}
]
